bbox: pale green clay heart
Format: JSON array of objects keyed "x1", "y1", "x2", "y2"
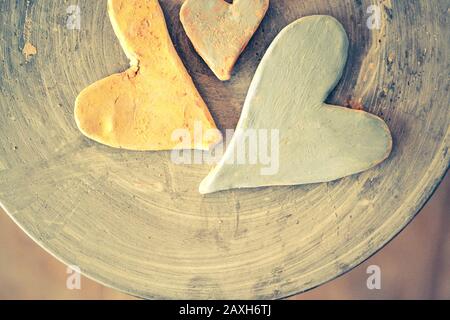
[{"x1": 200, "y1": 15, "x2": 393, "y2": 194}]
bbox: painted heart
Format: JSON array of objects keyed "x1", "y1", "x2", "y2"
[
  {"x1": 180, "y1": 0, "x2": 270, "y2": 81},
  {"x1": 199, "y1": 15, "x2": 393, "y2": 194},
  {"x1": 75, "y1": 0, "x2": 221, "y2": 151}
]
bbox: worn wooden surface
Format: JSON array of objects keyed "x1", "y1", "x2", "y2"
[
  {"x1": 1, "y1": 174, "x2": 449, "y2": 299},
  {"x1": 0, "y1": 0, "x2": 448, "y2": 299}
]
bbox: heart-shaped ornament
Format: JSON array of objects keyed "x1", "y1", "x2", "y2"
[
  {"x1": 200, "y1": 15, "x2": 393, "y2": 194},
  {"x1": 180, "y1": 0, "x2": 270, "y2": 81},
  {"x1": 75, "y1": 0, "x2": 221, "y2": 151}
]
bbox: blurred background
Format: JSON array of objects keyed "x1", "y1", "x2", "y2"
[{"x1": 0, "y1": 173, "x2": 448, "y2": 300}]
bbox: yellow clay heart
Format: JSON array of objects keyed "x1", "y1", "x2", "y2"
[{"x1": 75, "y1": 0, "x2": 222, "y2": 151}]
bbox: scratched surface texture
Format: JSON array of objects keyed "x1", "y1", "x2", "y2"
[{"x1": 0, "y1": 0, "x2": 448, "y2": 299}]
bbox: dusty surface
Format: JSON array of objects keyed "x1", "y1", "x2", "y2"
[
  {"x1": 0, "y1": 174, "x2": 448, "y2": 299},
  {"x1": 0, "y1": 0, "x2": 448, "y2": 299}
]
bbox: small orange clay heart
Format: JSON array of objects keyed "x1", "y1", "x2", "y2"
[
  {"x1": 180, "y1": 0, "x2": 270, "y2": 81},
  {"x1": 75, "y1": 0, "x2": 221, "y2": 151}
]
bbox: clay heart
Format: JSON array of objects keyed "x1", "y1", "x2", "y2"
[
  {"x1": 199, "y1": 15, "x2": 393, "y2": 194},
  {"x1": 180, "y1": 0, "x2": 270, "y2": 81},
  {"x1": 75, "y1": 0, "x2": 221, "y2": 151}
]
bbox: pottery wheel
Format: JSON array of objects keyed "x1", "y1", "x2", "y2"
[{"x1": 0, "y1": 0, "x2": 448, "y2": 299}]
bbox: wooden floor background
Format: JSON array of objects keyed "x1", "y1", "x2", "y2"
[{"x1": 0, "y1": 173, "x2": 448, "y2": 300}]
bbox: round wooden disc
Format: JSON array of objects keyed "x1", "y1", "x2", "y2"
[{"x1": 0, "y1": 0, "x2": 448, "y2": 299}]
